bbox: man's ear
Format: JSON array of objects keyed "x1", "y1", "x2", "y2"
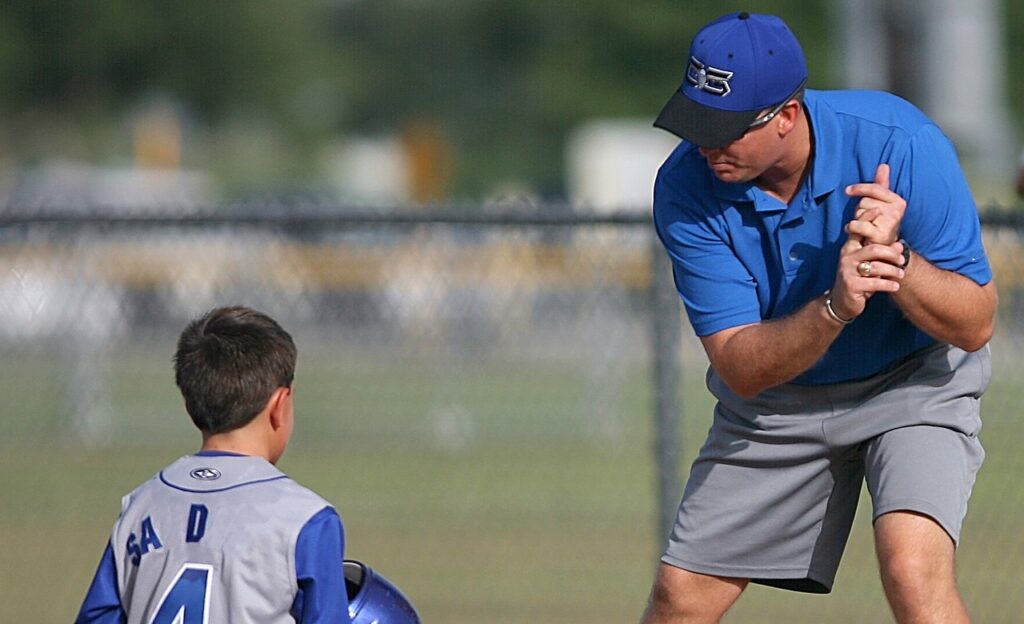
[
  {"x1": 777, "y1": 100, "x2": 802, "y2": 135},
  {"x1": 267, "y1": 386, "x2": 291, "y2": 431}
]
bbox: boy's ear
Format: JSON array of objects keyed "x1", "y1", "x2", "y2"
[{"x1": 267, "y1": 386, "x2": 291, "y2": 430}]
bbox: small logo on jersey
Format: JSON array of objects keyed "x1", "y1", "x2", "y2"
[
  {"x1": 687, "y1": 57, "x2": 733, "y2": 96},
  {"x1": 190, "y1": 467, "x2": 221, "y2": 481}
]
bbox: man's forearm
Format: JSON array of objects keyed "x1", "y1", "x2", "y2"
[
  {"x1": 890, "y1": 251, "x2": 996, "y2": 351},
  {"x1": 702, "y1": 293, "x2": 846, "y2": 398}
]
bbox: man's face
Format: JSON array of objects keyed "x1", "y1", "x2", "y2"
[{"x1": 697, "y1": 117, "x2": 781, "y2": 184}]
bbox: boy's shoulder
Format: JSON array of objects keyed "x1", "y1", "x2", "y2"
[
  {"x1": 159, "y1": 453, "x2": 287, "y2": 491},
  {"x1": 121, "y1": 453, "x2": 332, "y2": 520}
]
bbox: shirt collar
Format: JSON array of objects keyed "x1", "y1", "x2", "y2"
[
  {"x1": 195, "y1": 450, "x2": 248, "y2": 457},
  {"x1": 803, "y1": 90, "x2": 843, "y2": 201}
]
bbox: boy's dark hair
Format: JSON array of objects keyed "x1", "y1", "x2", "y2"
[{"x1": 174, "y1": 306, "x2": 296, "y2": 434}]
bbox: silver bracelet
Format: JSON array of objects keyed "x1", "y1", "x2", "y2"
[{"x1": 824, "y1": 292, "x2": 854, "y2": 325}]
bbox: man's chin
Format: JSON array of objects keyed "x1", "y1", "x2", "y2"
[{"x1": 710, "y1": 168, "x2": 744, "y2": 183}]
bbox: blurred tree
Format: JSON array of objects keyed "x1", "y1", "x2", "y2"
[
  {"x1": 0, "y1": 0, "x2": 1017, "y2": 198},
  {"x1": 1007, "y1": 0, "x2": 1024, "y2": 144},
  {"x1": 327, "y1": 0, "x2": 833, "y2": 197},
  {"x1": 0, "y1": 0, "x2": 341, "y2": 185}
]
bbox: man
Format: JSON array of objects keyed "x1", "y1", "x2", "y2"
[{"x1": 642, "y1": 12, "x2": 996, "y2": 624}]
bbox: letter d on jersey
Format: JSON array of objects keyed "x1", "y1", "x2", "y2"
[{"x1": 186, "y1": 504, "x2": 208, "y2": 543}]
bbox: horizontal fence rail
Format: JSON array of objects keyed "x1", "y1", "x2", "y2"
[{"x1": 2, "y1": 201, "x2": 1023, "y2": 623}]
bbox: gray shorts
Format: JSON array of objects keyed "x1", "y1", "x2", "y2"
[{"x1": 662, "y1": 342, "x2": 990, "y2": 593}]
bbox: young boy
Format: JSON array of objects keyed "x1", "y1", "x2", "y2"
[{"x1": 75, "y1": 305, "x2": 351, "y2": 623}]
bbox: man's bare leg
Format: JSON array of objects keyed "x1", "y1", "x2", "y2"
[
  {"x1": 640, "y1": 563, "x2": 748, "y2": 624},
  {"x1": 875, "y1": 511, "x2": 971, "y2": 624}
]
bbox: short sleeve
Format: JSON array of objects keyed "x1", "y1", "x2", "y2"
[
  {"x1": 654, "y1": 169, "x2": 762, "y2": 336},
  {"x1": 292, "y1": 507, "x2": 350, "y2": 623},
  {"x1": 894, "y1": 124, "x2": 992, "y2": 285}
]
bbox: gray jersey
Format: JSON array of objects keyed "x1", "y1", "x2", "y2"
[{"x1": 110, "y1": 454, "x2": 333, "y2": 623}]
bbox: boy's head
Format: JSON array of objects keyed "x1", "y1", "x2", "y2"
[{"x1": 174, "y1": 306, "x2": 296, "y2": 435}]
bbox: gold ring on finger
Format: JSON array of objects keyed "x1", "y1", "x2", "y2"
[{"x1": 857, "y1": 260, "x2": 872, "y2": 277}]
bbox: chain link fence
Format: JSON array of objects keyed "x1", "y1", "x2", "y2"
[{"x1": 2, "y1": 203, "x2": 1023, "y2": 622}]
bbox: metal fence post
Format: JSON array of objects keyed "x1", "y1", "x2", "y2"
[{"x1": 649, "y1": 233, "x2": 683, "y2": 540}]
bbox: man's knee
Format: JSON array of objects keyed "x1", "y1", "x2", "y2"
[
  {"x1": 874, "y1": 512, "x2": 970, "y2": 621},
  {"x1": 641, "y1": 563, "x2": 747, "y2": 624},
  {"x1": 875, "y1": 512, "x2": 960, "y2": 597}
]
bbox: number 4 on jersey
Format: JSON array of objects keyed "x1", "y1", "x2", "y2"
[{"x1": 150, "y1": 563, "x2": 212, "y2": 624}]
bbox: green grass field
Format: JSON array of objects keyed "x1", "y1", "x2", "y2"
[{"x1": 3, "y1": 339, "x2": 1023, "y2": 623}]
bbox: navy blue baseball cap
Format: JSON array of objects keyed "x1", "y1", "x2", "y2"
[{"x1": 654, "y1": 12, "x2": 808, "y2": 148}]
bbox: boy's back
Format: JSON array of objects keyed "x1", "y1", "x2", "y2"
[{"x1": 111, "y1": 452, "x2": 338, "y2": 623}]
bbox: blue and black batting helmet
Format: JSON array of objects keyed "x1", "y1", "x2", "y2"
[{"x1": 345, "y1": 560, "x2": 421, "y2": 624}]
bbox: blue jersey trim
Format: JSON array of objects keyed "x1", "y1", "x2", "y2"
[{"x1": 158, "y1": 472, "x2": 290, "y2": 493}]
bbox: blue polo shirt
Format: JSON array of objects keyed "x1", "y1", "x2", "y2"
[{"x1": 653, "y1": 89, "x2": 991, "y2": 384}]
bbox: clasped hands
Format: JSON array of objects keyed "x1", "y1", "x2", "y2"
[{"x1": 829, "y1": 163, "x2": 908, "y2": 321}]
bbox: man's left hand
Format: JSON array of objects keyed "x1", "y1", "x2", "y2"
[{"x1": 845, "y1": 163, "x2": 906, "y2": 246}]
